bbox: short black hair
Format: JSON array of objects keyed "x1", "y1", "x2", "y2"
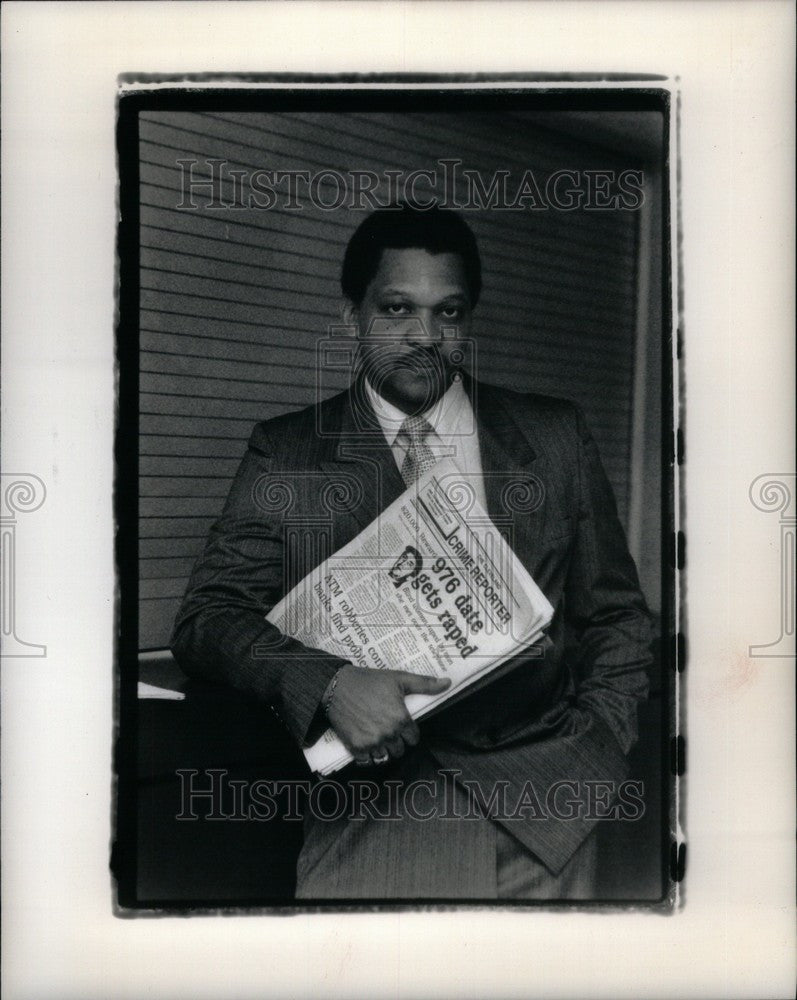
[{"x1": 341, "y1": 203, "x2": 482, "y2": 307}]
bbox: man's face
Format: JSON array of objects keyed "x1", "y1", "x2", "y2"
[{"x1": 347, "y1": 247, "x2": 474, "y2": 415}]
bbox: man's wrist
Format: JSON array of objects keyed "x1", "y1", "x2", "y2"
[
  {"x1": 321, "y1": 662, "x2": 355, "y2": 719},
  {"x1": 321, "y1": 666, "x2": 343, "y2": 718}
]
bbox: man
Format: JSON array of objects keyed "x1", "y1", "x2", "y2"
[{"x1": 171, "y1": 204, "x2": 652, "y2": 900}]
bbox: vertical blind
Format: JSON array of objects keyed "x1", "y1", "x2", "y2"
[{"x1": 139, "y1": 110, "x2": 641, "y2": 648}]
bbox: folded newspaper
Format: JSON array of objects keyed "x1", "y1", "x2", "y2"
[{"x1": 266, "y1": 458, "x2": 554, "y2": 774}]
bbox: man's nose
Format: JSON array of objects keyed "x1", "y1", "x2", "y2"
[{"x1": 404, "y1": 311, "x2": 439, "y2": 344}]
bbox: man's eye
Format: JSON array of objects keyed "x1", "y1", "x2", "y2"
[
  {"x1": 441, "y1": 307, "x2": 463, "y2": 319},
  {"x1": 385, "y1": 304, "x2": 410, "y2": 316}
]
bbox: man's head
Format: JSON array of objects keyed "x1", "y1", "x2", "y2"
[
  {"x1": 388, "y1": 545, "x2": 423, "y2": 587},
  {"x1": 341, "y1": 204, "x2": 481, "y2": 415}
]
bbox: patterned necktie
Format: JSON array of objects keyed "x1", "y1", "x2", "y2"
[{"x1": 397, "y1": 415, "x2": 437, "y2": 486}]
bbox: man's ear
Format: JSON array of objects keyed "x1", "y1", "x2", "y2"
[{"x1": 341, "y1": 300, "x2": 358, "y2": 334}]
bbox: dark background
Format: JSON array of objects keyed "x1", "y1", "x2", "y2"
[{"x1": 118, "y1": 92, "x2": 671, "y2": 907}]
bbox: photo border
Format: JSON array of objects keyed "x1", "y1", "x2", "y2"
[{"x1": 113, "y1": 77, "x2": 679, "y2": 913}]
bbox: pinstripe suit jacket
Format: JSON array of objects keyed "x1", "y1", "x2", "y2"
[{"x1": 171, "y1": 377, "x2": 652, "y2": 892}]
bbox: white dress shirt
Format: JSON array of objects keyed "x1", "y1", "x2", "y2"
[{"x1": 365, "y1": 374, "x2": 488, "y2": 514}]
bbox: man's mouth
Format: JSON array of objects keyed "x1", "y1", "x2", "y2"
[{"x1": 358, "y1": 344, "x2": 452, "y2": 408}]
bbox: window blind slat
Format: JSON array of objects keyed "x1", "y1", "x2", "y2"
[{"x1": 140, "y1": 516, "x2": 217, "y2": 539}]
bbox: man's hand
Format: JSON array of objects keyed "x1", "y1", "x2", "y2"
[{"x1": 326, "y1": 664, "x2": 451, "y2": 766}]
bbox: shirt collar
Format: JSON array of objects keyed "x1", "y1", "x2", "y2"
[{"x1": 364, "y1": 375, "x2": 472, "y2": 447}]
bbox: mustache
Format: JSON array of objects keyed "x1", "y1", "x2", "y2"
[
  {"x1": 356, "y1": 343, "x2": 458, "y2": 386},
  {"x1": 397, "y1": 345, "x2": 444, "y2": 369}
]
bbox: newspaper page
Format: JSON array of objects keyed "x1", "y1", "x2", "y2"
[{"x1": 266, "y1": 459, "x2": 554, "y2": 774}]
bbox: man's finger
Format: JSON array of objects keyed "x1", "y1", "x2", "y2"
[
  {"x1": 396, "y1": 671, "x2": 452, "y2": 696},
  {"x1": 400, "y1": 721, "x2": 420, "y2": 746},
  {"x1": 384, "y1": 734, "x2": 405, "y2": 759}
]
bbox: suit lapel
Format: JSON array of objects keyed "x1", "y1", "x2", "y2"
[
  {"x1": 318, "y1": 381, "x2": 405, "y2": 535},
  {"x1": 464, "y1": 377, "x2": 545, "y2": 570}
]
